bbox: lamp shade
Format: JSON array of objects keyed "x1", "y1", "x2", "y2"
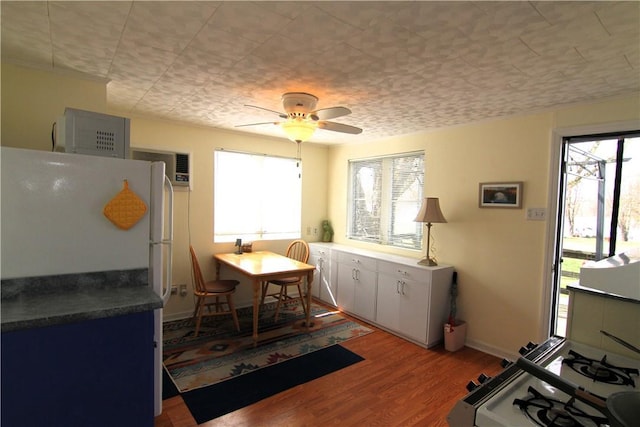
[
  {"x1": 414, "y1": 197, "x2": 447, "y2": 223},
  {"x1": 281, "y1": 119, "x2": 317, "y2": 143}
]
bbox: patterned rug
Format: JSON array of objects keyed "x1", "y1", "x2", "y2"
[{"x1": 163, "y1": 300, "x2": 373, "y2": 392}]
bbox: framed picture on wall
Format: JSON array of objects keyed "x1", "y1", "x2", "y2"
[{"x1": 479, "y1": 182, "x2": 522, "y2": 208}]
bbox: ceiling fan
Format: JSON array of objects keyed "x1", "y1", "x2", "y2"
[{"x1": 237, "y1": 92, "x2": 363, "y2": 143}]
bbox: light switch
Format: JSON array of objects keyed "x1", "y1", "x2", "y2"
[{"x1": 526, "y1": 208, "x2": 546, "y2": 221}]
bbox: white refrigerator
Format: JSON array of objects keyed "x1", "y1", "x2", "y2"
[{"x1": 0, "y1": 146, "x2": 173, "y2": 416}]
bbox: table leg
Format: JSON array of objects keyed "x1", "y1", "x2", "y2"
[{"x1": 252, "y1": 278, "x2": 260, "y2": 344}]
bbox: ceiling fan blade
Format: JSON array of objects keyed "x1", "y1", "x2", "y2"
[
  {"x1": 309, "y1": 106, "x2": 351, "y2": 121},
  {"x1": 235, "y1": 121, "x2": 279, "y2": 128},
  {"x1": 317, "y1": 121, "x2": 362, "y2": 135},
  {"x1": 244, "y1": 105, "x2": 287, "y2": 119}
]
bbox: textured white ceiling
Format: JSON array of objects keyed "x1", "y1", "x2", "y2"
[{"x1": 2, "y1": 1, "x2": 639, "y2": 144}]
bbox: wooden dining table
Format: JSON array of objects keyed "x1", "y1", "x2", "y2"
[{"x1": 213, "y1": 250, "x2": 316, "y2": 342}]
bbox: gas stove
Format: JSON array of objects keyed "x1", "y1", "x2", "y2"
[{"x1": 448, "y1": 336, "x2": 640, "y2": 426}]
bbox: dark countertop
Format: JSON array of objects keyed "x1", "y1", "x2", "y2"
[
  {"x1": 1, "y1": 268, "x2": 163, "y2": 333},
  {"x1": 567, "y1": 283, "x2": 640, "y2": 304}
]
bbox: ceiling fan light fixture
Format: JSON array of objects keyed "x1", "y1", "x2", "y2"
[{"x1": 281, "y1": 119, "x2": 316, "y2": 143}]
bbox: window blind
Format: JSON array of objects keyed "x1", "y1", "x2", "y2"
[
  {"x1": 348, "y1": 152, "x2": 424, "y2": 249},
  {"x1": 214, "y1": 150, "x2": 301, "y2": 242}
]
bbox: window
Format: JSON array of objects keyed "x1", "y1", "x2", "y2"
[
  {"x1": 347, "y1": 152, "x2": 424, "y2": 249},
  {"x1": 214, "y1": 149, "x2": 301, "y2": 242}
]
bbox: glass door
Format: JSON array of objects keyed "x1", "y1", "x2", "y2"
[{"x1": 551, "y1": 133, "x2": 640, "y2": 336}]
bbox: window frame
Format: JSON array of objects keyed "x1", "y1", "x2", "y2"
[{"x1": 347, "y1": 151, "x2": 425, "y2": 250}]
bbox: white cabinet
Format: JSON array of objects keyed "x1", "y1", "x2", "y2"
[
  {"x1": 308, "y1": 243, "x2": 454, "y2": 348},
  {"x1": 377, "y1": 261, "x2": 453, "y2": 347},
  {"x1": 336, "y1": 251, "x2": 377, "y2": 321},
  {"x1": 309, "y1": 243, "x2": 337, "y2": 307}
]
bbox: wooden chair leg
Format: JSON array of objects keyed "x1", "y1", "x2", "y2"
[
  {"x1": 192, "y1": 302, "x2": 198, "y2": 319},
  {"x1": 227, "y1": 295, "x2": 240, "y2": 332},
  {"x1": 296, "y1": 283, "x2": 308, "y2": 317},
  {"x1": 194, "y1": 297, "x2": 205, "y2": 337},
  {"x1": 273, "y1": 286, "x2": 286, "y2": 321}
]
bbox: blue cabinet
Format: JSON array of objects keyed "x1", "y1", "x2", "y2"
[{"x1": 1, "y1": 311, "x2": 154, "y2": 427}]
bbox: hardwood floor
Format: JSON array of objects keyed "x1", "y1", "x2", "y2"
[{"x1": 155, "y1": 316, "x2": 503, "y2": 427}]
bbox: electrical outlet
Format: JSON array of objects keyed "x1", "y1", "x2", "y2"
[
  {"x1": 171, "y1": 286, "x2": 177, "y2": 295},
  {"x1": 179, "y1": 284, "x2": 187, "y2": 296}
]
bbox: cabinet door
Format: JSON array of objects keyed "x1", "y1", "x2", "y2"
[
  {"x1": 376, "y1": 273, "x2": 401, "y2": 331},
  {"x1": 398, "y1": 278, "x2": 429, "y2": 342},
  {"x1": 309, "y1": 253, "x2": 321, "y2": 299},
  {"x1": 353, "y1": 267, "x2": 377, "y2": 321},
  {"x1": 1, "y1": 312, "x2": 154, "y2": 427},
  {"x1": 317, "y1": 249, "x2": 337, "y2": 306},
  {"x1": 377, "y1": 273, "x2": 429, "y2": 342},
  {"x1": 337, "y1": 262, "x2": 355, "y2": 312}
]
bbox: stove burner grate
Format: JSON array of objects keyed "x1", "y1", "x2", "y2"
[
  {"x1": 513, "y1": 386, "x2": 608, "y2": 427},
  {"x1": 563, "y1": 350, "x2": 639, "y2": 386}
]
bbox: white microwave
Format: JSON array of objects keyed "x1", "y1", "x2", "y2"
[{"x1": 55, "y1": 108, "x2": 130, "y2": 159}]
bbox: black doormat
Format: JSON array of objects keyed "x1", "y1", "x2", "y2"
[{"x1": 163, "y1": 344, "x2": 364, "y2": 424}]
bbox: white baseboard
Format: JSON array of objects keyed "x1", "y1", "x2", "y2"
[
  {"x1": 464, "y1": 338, "x2": 518, "y2": 361},
  {"x1": 161, "y1": 300, "x2": 259, "y2": 323},
  {"x1": 162, "y1": 310, "x2": 193, "y2": 322}
]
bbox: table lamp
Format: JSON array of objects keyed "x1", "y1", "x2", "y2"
[{"x1": 414, "y1": 197, "x2": 447, "y2": 266}]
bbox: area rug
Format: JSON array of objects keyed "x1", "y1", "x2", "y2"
[
  {"x1": 163, "y1": 300, "x2": 372, "y2": 393},
  {"x1": 165, "y1": 344, "x2": 364, "y2": 424}
]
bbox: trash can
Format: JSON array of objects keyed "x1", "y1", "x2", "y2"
[{"x1": 444, "y1": 320, "x2": 467, "y2": 352}]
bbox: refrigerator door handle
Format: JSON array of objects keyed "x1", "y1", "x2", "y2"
[{"x1": 159, "y1": 175, "x2": 174, "y2": 305}]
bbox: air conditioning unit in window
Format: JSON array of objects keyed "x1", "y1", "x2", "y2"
[{"x1": 130, "y1": 148, "x2": 191, "y2": 189}]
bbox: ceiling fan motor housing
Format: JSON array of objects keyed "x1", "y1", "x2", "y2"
[{"x1": 282, "y1": 92, "x2": 318, "y2": 117}]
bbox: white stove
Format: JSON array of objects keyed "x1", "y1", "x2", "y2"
[{"x1": 448, "y1": 336, "x2": 640, "y2": 427}]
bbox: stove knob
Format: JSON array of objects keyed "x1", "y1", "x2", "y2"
[
  {"x1": 518, "y1": 342, "x2": 538, "y2": 355},
  {"x1": 501, "y1": 359, "x2": 512, "y2": 368},
  {"x1": 466, "y1": 381, "x2": 479, "y2": 392},
  {"x1": 478, "y1": 373, "x2": 490, "y2": 384}
]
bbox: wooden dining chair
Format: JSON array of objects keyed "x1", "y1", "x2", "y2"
[
  {"x1": 189, "y1": 245, "x2": 240, "y2": 336},
  {"x1": 260, "y1": 239, "x2": 310, "y2": 321}
]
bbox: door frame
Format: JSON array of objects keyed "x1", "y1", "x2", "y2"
[{"x1": 541, "y1": 119, "x2": 640, "y2": 338}]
